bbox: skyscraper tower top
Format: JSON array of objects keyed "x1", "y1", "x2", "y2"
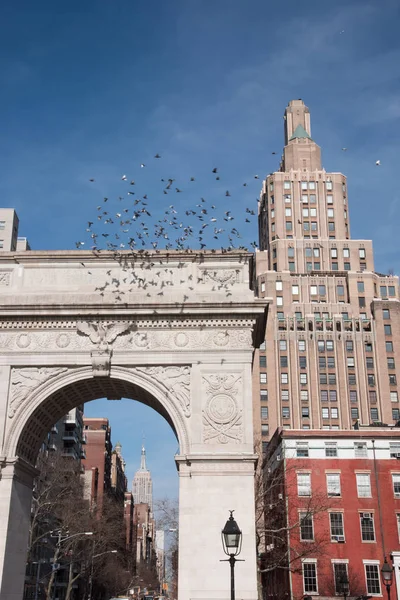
[
  {"x1": 132, "y1": 444, "x2": 153, "y2": 509},
  {"x1": 282, "y1": 99, "x2": 321, "y2": 172}
]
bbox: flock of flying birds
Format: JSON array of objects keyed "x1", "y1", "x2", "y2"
[
  {"x1": 75, "y1": 149, "x2": 382, "y2": 303},
  {"x1": 75, "y1": 155, "x2": 265, "y2": 302}
]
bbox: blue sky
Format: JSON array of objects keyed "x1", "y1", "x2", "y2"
[{"x1": 1, "y1": 0, "x2": 399, "y2": 498}]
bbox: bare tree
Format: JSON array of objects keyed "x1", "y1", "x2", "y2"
[{"x1": 255, "y1": 447, "x2": 336, "y2": 600}]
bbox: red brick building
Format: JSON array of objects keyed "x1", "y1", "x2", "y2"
[
  {"x1": 261, "y1": 428, "x2": 400, "y2": 600},
  {"x1": 82, "y1": 417, "x2": 112, "y2": 511}
]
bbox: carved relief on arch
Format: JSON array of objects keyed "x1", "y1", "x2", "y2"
[
  {"x1": 135, "y1": 366, "x2": 191, "y2": 417},
  {"x1": 8, "y1": 367, "x2": 69, "y2": 419},
  {"x1": 202, "y1": 373, "x2": 243, "y2": 444}
]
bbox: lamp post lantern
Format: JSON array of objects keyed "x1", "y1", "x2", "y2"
[
  {"x1": 381, "y1": 558, "x2": 394, "y2": 600},
  {"x1": 221, "y1": 511, "x2": 243, "y2": 600}
]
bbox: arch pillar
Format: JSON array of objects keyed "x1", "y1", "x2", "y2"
[
  {"x1": 0, "y1": 458, "x2": 38, "y2": 600},
  {"x1": 177, "y1": 455, "x2": 258, "y2": 600}
]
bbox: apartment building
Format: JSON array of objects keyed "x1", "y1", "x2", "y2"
[
  {"x1": 254, "y1": 100, "x2": 400, "y2": 448},
  {"x1": 262, "y1": 428, "x2": 400, "y2": 600}
]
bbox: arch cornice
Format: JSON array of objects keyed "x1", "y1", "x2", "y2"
[{"x1": 4, "y1": 365, "x2": 190, "y2": 463}]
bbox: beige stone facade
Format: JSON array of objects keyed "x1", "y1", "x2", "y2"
[{"x1": 254, "y1": 99, "x2": 400, "y2": 449}]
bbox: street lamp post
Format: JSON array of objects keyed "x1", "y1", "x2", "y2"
[
  {"x1": 87, "y1": 549, "x2": 118, "y2": 600},
  {"x1": 381, "y1": 558, "x2": 394, "y2": 600},
  {"x1": 221, "y1": 511, "x2": 244, "y2": 600}
]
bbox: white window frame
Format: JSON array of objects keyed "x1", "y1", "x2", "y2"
[
  {"x1": 302, "y1": 559, "x2": 318, "y2": 594},
  {"x1": 326, "y1": 473, "x2": 341, "y2": 497},
  {"x1": 329, "y1": 512, "x2": 345, "y2": 541},
  {"x1": 364, "y1": 562, "x2": 381, "y2": 596},
  {"x1": 276, "y1": 280, "x2": 283, "y2": 291},
  {"x1": 392, "y1": 473, "x2": 400, "y2": 498},
  {"x1": 356, "y1": 473, "x2": 372, "y2": 498},
  {"x1": 297, "y1": 473, "x2": 311, "y2": 496}
]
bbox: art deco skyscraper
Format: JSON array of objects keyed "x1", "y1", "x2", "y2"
[
  {"x1": 254, "y1": 100, "x2": 400, "y2": 448},
  {"x1": 132, "y1": 445, "x2": 153, "y2": 510}
]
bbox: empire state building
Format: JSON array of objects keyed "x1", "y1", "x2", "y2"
[{"x1": 132, "y1": 445, "x2": 153, "y2": 510}]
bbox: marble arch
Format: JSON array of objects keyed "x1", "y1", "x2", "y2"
[{"x1": 0, "y1": 249, "x2": 268, "y2": 600}]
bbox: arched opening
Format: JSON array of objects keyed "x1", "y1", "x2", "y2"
[{"x1": 7, "y1": 368, "x2": 186, "y2": 600}]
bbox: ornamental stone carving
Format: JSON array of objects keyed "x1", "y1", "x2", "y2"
[
  {"x1": 200, "y1": 269, "x2": 239, "y2": 285},
  {"x1": 0, "y1": 326, "x2": 253, "y2": 353},
  {"x1": 202, "y1": 374, "x2": 243, "y2": 444},
  {"x1": 8, "y1": 367, "x2": 68, "y2": 418},
  {"x1": 77, "y1": 320, "x2": 134, "y2": 351},
  {"x1": 136, "y1": 366, "x2": 191, "y2": 417},
  {"x1": 0, "y1": 271, "x2": 10, "y2": 286}
]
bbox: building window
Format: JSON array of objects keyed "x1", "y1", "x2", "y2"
[
  {"x1": 259, "y1": 355, "x2": 267, "y2": 368},
  {"x1": 385, "y1": 325, "x2": 392, "y2": 336},
  {"x1": 331, "y1": 407, "x2": 338, "y2": 419},
  {"x1": 302, "y1": 561, "x2": 318, "y2": 593},
  {"x1": 327, "y1": 194, "x2": 333, "y2": 203},
  {"x1": 359, "y1": 297, "x2": 366, "y2": 308},
  {"x1": 357, "y1": 473, "x2": 372, "y2": 497},
  {"x1": 390, "y1": 375, "x2": 397, "y2": 386},
  {"x1": 346, "y1": 340, "x2": 354, "y2": 352},
  {"x1": 319, "y1": 285, "x2": 326, "y2": 295},
  {"x1": 320, "y1": 373, "x2": 327, "y2": 384},
  {"x1": 327, "y1": 473, "x2": 341, "y2": 496},
  {"x1": 370, "y1": 407, "x2": 379, "y2": 421},
  {"x1": 327, "y1": 208, "x2": 334, "y2": 218},
  {"x1": 334, "y1": 563, "x2": 348, "y2": 592},
  {"x1": 281, "y1": 390, "x2": 289, "y2": 401},
  {"x1": 300, "y1": 513, "x2": 314, "y2": 541},
  {"x1": 0, "y1": 221, "x2": 5, "y2": 230},
  {"x1": 279, "y1": 340, "x2": 287, "y2": 351},
  {"x1": 391, "y1": 392, "x2": 399, "y2": 403},
  {"x1": 292, "y1": 284, "x2": 299, "y2": 295},
  {"x1": 383, "y1": 309, "x2": 390, "y2": 319},
  {"x1": 276, "y1": 296, "x2": 283, "y2": 306},
  {"x1": 297, "y1": 443, "x2": 309, "y2": 457},
  {"x1": 354, "y1": 442, "x2": 368, "y2": 458},
  {"x1": 388, "y1": 286, "x2": 396, "y2": 296},
  {"x1": 297, "y1": 473, "x2": 311, "y2": 496},
  {"x1": 388, "y1": 358, "x2": 395, "y2": 369},
  {"x1": 365, "y1": 564, "x2": 381, "y2": 595},
  {"x1": 280, "y1": 356, "x2": 288, "y2": 367},
  {"x1": 299, "y1": 356, "x2": 307, "y2": 369},
  {"x1": 284, "y1": 181, "x2": 291, "y2": 189},
  {"x1": 310, "y1": 285, "x2": 317, "y2": 296},
  {"x1": 326, "y1": 340, "x2": 334, "y2": 351},
  {"x1": 261, "y1": 407, "x2": 269, "y2": 419},
  {"x1": 368, "y1": 374, "x2": 376, "y2": 386},
  {"x1": 351, "y1": 407, "x2": 359, "y2": 419},
  {"x1": 366, "y1": 357, "x2": 374, "y2": 369},
  {"x1": 286, "y1": 221, "x2": 292, "y2": 231},
  {"x1": 360, "y1": 513, "x2": 375, "y2": 541},
  {"x1": 281, "y1": 373, "x2": 288, "y2": 384},
  {"x1": 260, "y1": 373, "x2": 267, "y2": 384},
  {"x1": 350, "y1": 391, "x2": 358, "y2": 404},
  {"x1": 262, "y1": 441, "x2": 268, "y2": 453},
  {"x1": 322, "y1": 407, "x2": 329, "y2": 419},
  {"x1": 349, "y1": 374, "x2": 356, "y2": 385},
  {"x1": 357, "y1": 281, "x2": 365, "y2": 293},
  {"x1": 330, "y1": 512, "x2": 345, "y2": 541},
  {"x1": 331, "y1": 248, "x2": 338, "y2": 258},
  {"x1": 386, "y1": 341, "x2": 394, "y2": 352},
  {"x1": 261, "y1": 424, "x2": 269, "y2": 436},
  {"x1": 325, "y1": 443, "x2": 337, "y2": 457},
  {"x1": 320, "y1": 390, "x2": 328, "y2": 402},
  {"x1": 300, "y1": 373, "x2": 308, "y2": 385},
  {"x1": 301, "y1": 391, "x2": 309, "y2": 402},
  {"x1": 365, "y1": 342, "x2": 373, "y2": 352},
  {"x1": 319, "y1": 356, "x2": 326, "y2": 368},
  {"x1": 318, "y1": 341, "x2": 325, "y2": 352},
  {"x1": 285, "y1": 207, "x2": 292, "y2": 217},
  {"x1": 298, "y1": 340, "x2": 306, "y2": 351},
  {"x1": 370, "y1": 390, "x2": 378, "y2": 403},
  {"x1": 390, "y1": 443, "x2": 400, "y2": 457},
  {"x1": 260, "y1": 390, "x2": 268, "y2": 402},
  {"x1": 282, "y1": 407, "x2": 290, "y2": 419},
  {"x1": 302, "y1": 406, "x2": 309, "y2": 418},
  {"x1": 344, "y1": 262, "x2": 351, "y2": 270},
  {"x1": 276, "y1": 281, "x2": 283, "y2": 291},
  {"x1": 392, "y1": 408, "x2": 400, "y2": 422},
  {"x1": 380, "y1": 286, "x2": 387, "y2": 297},
  {"x1": 393, "y1": 474, "x2": 400, "y2": 497},
  {"x1": 329, "y1": 390, "x2": 337, "y2": 402},
  {"x1": 289, "y1": 261, "x2": 295, "y2": 271}
]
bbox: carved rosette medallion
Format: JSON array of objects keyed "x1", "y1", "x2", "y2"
[
  {"x1": 136, "y1": 366, "x2": 191, "y2": 417},
  {"x1": 174, "y1": 332, "x2": 189, "y2": 347},
  {"x1": 202, "y1": 374, "x2": 243, "y2": 444},
  {"x1": 8, "y1": 367, "x2": 68, "y2": 418},
  {"x1": 16, "y1": 334, "x2": 31, "y2": 349},
  {"x1": 56, "y1": 333, "x2": 70, "y2": 348}
]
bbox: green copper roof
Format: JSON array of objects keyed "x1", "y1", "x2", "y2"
[{"x1": 289, "y1": 124, "x2": 312, "y2": 141}]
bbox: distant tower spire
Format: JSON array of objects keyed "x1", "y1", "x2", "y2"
[
  {"x1": 140, "y1": 444, "x2": 147, "y2": 471},
  {"x1": 132, "y1": 442, "x2": 153, "y2": 509}
]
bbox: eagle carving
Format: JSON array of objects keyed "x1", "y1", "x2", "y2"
[{"x1": 77, "y1": 321, "x2": 133, "y2": 350}]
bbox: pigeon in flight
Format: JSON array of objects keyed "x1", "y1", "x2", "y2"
[
  {"x1": 375, "y1": 160, "x2": 381, "y2": 166},
  {"x1": 121, "y1": 175, "x2": 127, "y2": 181}
]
